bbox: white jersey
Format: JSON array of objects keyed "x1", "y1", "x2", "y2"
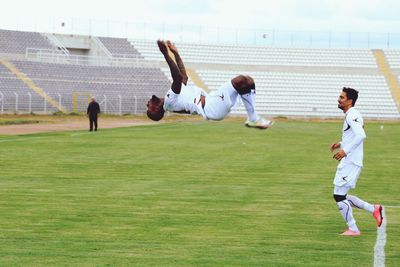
[
  {"x1": 163, "y1": 84, "x2": 206, "y2": 116},
  {"x1": 338, "y1": 107, "x2": 366, "y2": 168},
  {"x1": 163, "y1": 82, "x2": 239, "y2": 121}
]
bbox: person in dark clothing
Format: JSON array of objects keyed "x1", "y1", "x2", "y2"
[{"x1": 87, "y1": 97, "x2": 100, "y2": 131}]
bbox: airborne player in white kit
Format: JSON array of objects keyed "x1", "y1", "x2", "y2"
[
  {"x1": 331, "y1": 87, "x2": 383, "y2": 236},
  {"x1": 146, "y1": 40, "x2": 273, "y2": 129}
]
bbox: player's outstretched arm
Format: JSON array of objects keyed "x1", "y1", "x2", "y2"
[
  {"x1": 157, "y1": 40, "x2": 182, "y2": 94},
  {"x1": 166, "y1": 40, "x2": 188, "y2": 85}
]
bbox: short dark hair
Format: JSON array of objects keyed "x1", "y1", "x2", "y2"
[
  {"x1": 342, "y1": 87, "x2": 359, "y2": 106},
  {"x1": 147, "y1": 108, "x2": 165, "y2": 121},
  {"x1": 146, "y1": 95, "x2": 165, "y2": 121}
]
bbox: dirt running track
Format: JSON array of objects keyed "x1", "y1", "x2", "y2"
[{"x1": 0, "y1": 117, "x2": 155, "y2": 135}]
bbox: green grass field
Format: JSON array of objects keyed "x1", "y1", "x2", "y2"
[{"x1": 0, "y1": 119, "x2": 399, "y2": 266}]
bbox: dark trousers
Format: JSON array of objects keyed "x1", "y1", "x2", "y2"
[{"x1": 89, "y1": 115, "x2": 98, "y2": 131}]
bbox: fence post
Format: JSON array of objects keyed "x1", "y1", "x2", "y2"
[
  {"x1": 27, "y1": 92, "x2": 32, "y2": 113},
  {"x1": 118, "y1": 95, "x2": 122, "y2": 115},
  {"x1": 58, "y1": 93, "x2": 62, "y2": 112},
  {"x1": 44, "y1": 95, "x2": 47, "y2": 113},
  {"x1": 0, "y1": 91, "x2": 4, "y2": 114},
  {"x1": 328, "y1": 31, "x2": 332, "y2": 47},
  {"x1": 103, "y1": 94, "x2": 107, "y2": 114},
  {"x1": 134, "y1": 95, "x2": 137, "y2": 115},
  {"x1": 14, "y1": 92, "x2": 18, "y2": 114},
  {"x1": 387, "y1": 32, "x2": 390, "y2": 48},
  {"x1": 348, "y1": 32, "x2": 351, "y2": 48}
]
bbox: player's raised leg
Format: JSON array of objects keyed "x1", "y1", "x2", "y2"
[
  {"x1": 231, "y1": 75, "x2": 273, "y2": 129},
  {"x1": 347, "y1": 195, "x2": 383, "y2": 227}
]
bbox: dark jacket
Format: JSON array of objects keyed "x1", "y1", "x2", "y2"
[{"x1": 87, "y1": 101, "x2": 100, "y2": 117}]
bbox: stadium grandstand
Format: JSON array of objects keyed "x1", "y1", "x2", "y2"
[{"x1": 1, "y1": 28, "x2": 399, "y2": 119}]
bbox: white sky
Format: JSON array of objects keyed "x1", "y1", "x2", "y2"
[{"x1": 1, "y1": 0, "x2": 400, "y2": 35}]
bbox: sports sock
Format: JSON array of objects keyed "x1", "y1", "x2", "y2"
[
  {"x1": 347, "y1": 195, "x2": 375, "y2": 213},
  {"x1": 337, "y1": 200, "x2": 359, "y2": 232},
  {"x1": 240, "y1": 89, "x2": 258, "y2": 122}
]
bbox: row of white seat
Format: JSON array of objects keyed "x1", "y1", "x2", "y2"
[
  {"x1": 130, "y1": 39, "x2": 378, "y2": 68},
  {"x1": 194, "y1": 69, "x2": 399, "y2": 119},
  {"x1": 383, "y1": 50, "x2": 400, "y2": 68}
]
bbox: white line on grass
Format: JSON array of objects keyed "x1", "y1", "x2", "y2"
[
  {"x1": 374, "y1": 206, "x2": 387, "y2": 267},
  {"x1": 0, "y1": 132, "x2": 90, "y2": 141},
  {"x1": 0, "y1": 136, "x2": 44, "y2": 143},
  {"x1": 70, "y1": 132, "x2": 92, "y2": 137}
]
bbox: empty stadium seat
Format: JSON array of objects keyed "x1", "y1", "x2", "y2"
[{"x1": 0, "y1": 29, "x2": 55, "y2": 55}]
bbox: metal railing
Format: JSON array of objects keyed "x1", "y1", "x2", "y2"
[
  {"x1": 25, "y1": 48, "x2": 143, "y2": 67},
  {"x1": 92, "y1": 36, "x2": 112, "y2": 58},
  {"x1": 0, "y1": 91, "x2": 139, "y2": 115},
  {"x1": 4, "y1": 18, "x2": 400, "y2": 49},
  {"x1": 44, "y1": 34, "x2": 70, "y2": 55},
  {"x1": 0, "y1": 92, "x2": 4, "y2": 114}
]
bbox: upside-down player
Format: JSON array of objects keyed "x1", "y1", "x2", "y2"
[{"x1": 146, "y1": 40, "x2": 273, "y2": 129}]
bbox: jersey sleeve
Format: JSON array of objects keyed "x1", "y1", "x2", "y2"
[
  {"x1": 163, "y1": 89, "x2": 179, "y2": 111},
  {"x1": 342, "y1": 113, "x2": 366, "y2": 154}
]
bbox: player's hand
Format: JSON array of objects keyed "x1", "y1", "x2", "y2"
[
  {"x1": 333, "y1": 149, "x2": 346, "y2": 161},
  {"x1": 330, "y1": 143, "x2": 340, "y2": 152},
  {"x1": 166, "y1": 40, "x2": 178, "y2": 53},
  {"x1": 157, "y1": 40, "x2": 168, "y2": 55}
]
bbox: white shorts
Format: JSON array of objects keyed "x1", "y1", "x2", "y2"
[
  {"x1": 333, "y1": 163, "x2": 362, "y2": 189},
  {"x1": 333, "y1": 185, "x2": 352, "y2": 195},
  {"x1": 203, "y1": 81, "x2": 238, "y2": 121}
]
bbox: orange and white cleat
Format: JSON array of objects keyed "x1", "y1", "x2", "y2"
[
  {"x1": 373, "y1": 204, "x2": 383, "y2": 227},
  {"x1": 340, "y1": 229, "x2": 361, "y2": 236}
]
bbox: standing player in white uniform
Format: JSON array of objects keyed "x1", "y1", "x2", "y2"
[
  {"x1": 330, "y1": 87, "x2": 383, "y2": 236},
  {"x1": 146, "y1": 40, "x2": 273, "y2": 129}
]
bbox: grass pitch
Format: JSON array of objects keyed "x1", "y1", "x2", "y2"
[{"x1": 0, "y1": 119, "x2": 399, "y2": 266}]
